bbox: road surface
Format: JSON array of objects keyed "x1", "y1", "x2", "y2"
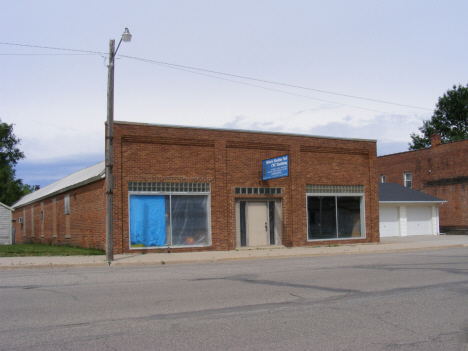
[{"x1": 1, "y1": 248, "x2": 468, "y2": 350}]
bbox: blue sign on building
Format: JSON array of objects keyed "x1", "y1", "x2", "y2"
[{"x1": 262, "y1": 155, "x2": 289, "y2": 181}]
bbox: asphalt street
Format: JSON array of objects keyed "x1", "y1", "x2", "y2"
[{"x1": 1, "y1": 247, "x2": 468, "y2": 350}]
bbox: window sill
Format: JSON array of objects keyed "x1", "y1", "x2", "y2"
[
  {"x1": 307, "y1": 236, "x2": 365, "y2": 242},
  {"x1": 130, "y1": 244, "x2": 212, "y2": 250}
]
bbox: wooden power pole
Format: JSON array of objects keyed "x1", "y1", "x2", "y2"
[{"x1": 106, "y1": 39, "x2": 115, "y2": 262}]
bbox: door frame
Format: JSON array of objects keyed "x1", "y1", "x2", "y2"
[{"x1": 235, "y1": 199, "x2": 282, "y2": 248}]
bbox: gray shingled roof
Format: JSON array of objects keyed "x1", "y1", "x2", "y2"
[
  {"x1": 379, "y1": 183, "x2": 446, "y2": 203},
  {"x1": 12, "y1": 161, "x2": 105, "y2": 209}
]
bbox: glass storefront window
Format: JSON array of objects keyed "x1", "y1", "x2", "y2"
[
  {"x1": 308, "y1": 196, "x2": 363, "y2": 240},
  {"x1": 171, "y1": 195, "x2": 209, "y2": 246}
]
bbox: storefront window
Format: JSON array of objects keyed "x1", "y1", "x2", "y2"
[
  {"x1": 307, "y1": 197, "x2": 337, "y2": 239},
  {"x1": 171, "y1": 195, "x2": 209, "y2": 246},
  {"x1": 337, "y1": 197, "x2": 361, "y2": 238},
  {"x1": 308, "y1": 195, "x2": 363, "y2": 240},
  {"x1": 129, "y1": 192, "x2": 210, "y2": 248}
]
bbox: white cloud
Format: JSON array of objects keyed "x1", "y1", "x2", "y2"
[
  {"x1": 222, "y1": 112, "x2": 425, "y2": 156},
  {"x1": 15, "y1": 153, "x2": 104, "y2": 187}
]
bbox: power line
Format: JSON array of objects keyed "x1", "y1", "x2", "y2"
[
  {"x1": 0, "y1": 42, "x2": 101, "y2": 54},
  {"x1": 0, "y1": 53, "x2": 98, "y2": 56},
  {"x1": 0, "y1": 41, "x2": 432, "y2": 112},
  {"x1": 120, "y1": 55, "x2": 432, "y2": 111},
  {"x1": 126, "y1": 57, "x2": 426, "y2": 120}
]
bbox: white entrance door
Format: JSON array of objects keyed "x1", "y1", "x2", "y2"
[
  {"x1": 379, "y1": 207, "x2": 399, "y2": 237},
  {"x1": 407, "y1": 207, "x2": 432, "y2": 235},
  {"x1": 246, "y1": 201, "x2": 269, "y2": 246}
]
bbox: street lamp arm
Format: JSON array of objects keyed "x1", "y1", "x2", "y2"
[
  {"x1": 115, "y1": 38, "x2": 123, "y2": 57},
  {"x1": 114, "y1": 28, "x2": 132, "y2": 56}
]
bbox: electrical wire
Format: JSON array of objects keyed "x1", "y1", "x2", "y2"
[
  {"x1": 128, "y1": 57, "x2": 426, "y2": 120},
  {"x1": 0, "y1": 41, "x2": 432, "y2": 113},
  {"x1": 121, "y1": 54, "x2": 432, "y2": 111},
  {"x1": 0, "y1": 53, "x2": 98, "y2": 56},
  {"x1": 0, "y1": 42, "x2": 101, "y2": 54}
]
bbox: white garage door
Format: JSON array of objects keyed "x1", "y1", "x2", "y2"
[
  {"x1": 379, "y1": 207, "x2": 399, "y2": 237},
  {"x1": 407, "y1": 207, "x2": 432, "y2": 235}
]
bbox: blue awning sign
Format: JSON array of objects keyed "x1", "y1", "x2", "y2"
[{"x1": 262, "y1": 155, "x2": 289, "y2": 180}]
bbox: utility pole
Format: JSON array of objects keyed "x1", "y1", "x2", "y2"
[
  {"x1": 106, "y1": 28, "x2": 132, "y2": 262},
  {"x1": 106, "y1": 39, "x2": 115, "y2": 262}
]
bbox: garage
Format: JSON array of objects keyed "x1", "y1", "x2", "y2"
[
  {"x1": 407, "y1": 207, "x2": 432, "y2": 235},
  {"x1": 379, "y1": 207, "x2": 399, "y2": 237},
  {"x1": 379, "y1": 183, "x2": 445, "y2": 237}
]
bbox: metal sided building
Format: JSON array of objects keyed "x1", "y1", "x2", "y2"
[
  {"x1": 11, "y1": 162, "x2": 106, "y2": 249},
  {"x1": 112, "y1": 121, "x2": 379, "y2": 253}
]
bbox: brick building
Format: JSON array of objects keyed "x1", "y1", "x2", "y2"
[
  {"x1": 378, "y1": 133, "x2": 468, "y2": 235},
  {"x1": 12, "y1": 162, "x2": 106, "y2": 249},
  {"x1": 12, "y1": 122, "x2": 379, "y2": 253}
]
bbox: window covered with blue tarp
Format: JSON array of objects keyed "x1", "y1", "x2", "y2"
[
  {"x1": 130, "y1": 195, "x2": 168, "y2": 247},
  {"x1": 129, "y1": 194, "x2": 210, "y2": 248}
]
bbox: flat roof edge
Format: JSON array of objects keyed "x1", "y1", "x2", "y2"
[
  {"x1": 114, "y1": 121, "x2": 377, "y2": 143},
  {"x1": 379, "y1": 138, "x2": 468, "y2": 158}
]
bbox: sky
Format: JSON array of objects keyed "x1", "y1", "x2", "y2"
[{"x1": 1, "y1": 1, "x2": 467, "y2": 188}]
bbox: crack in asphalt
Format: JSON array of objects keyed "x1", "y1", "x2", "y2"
[
  {"x1": 0, "y1": 283, "x2": 80, "y2": 290},
  {"x1": 3, "y1": 279, "x2": 468, "y2": 335},
  {"x1": 193, "y1": 274, "x2": 468, "y2": 298},
  {"x1": 40, "y1": 288, "x2": 80, "y2": 302}
]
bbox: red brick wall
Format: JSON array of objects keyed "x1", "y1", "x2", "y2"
[
  {"x1": 378, "y1": 139, "x2": 468, "y2": 234},
  {"x1": 11, "y1": 123, "x2": 380, "y2": 252},
  {"x1": 113, "y1": 122, "x2": 379, "y2": 254},
  {"x1": 12, "y1": 179, "x2": 106, "y2": 249}
]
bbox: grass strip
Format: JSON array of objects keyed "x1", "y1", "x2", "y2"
[{"x1": 0, "y1": 244, "x2": 105, "y2": 257}]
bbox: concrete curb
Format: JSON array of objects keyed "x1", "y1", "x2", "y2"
[
  {"x1": 0, "y1": 262, "x2": 109, "y2": 270},
  {"x1": 1, "y1": 239, "x2": 466, "y2": 270}
]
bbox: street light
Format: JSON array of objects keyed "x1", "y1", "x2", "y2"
[{"x1": 106, "y1": 28, "x2": 132, "y2": 262}]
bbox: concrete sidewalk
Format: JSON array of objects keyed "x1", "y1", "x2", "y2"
[{"x1": 1, "y1": 235, "x2": 467, "y2": 270}]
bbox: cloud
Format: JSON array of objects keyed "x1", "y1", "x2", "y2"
[
  {"x1": 221, "y1": 113, "x2": 423, "y2": 156},
  {"x1": 293, "y1": 103, "x2": 341, "y2": 115},
  {"x1": 222, "y1": 116, "x2": 285, "y2": 133},
  {"x1": 15, "y1": 153, "x2": 104, "y2": 188},
  {"x1": 17, "y1": 112, "x2": 424, "y2": 188}
]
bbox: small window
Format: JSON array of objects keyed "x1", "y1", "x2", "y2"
[
  {"x1": 64, "y1": 195, "x2": 70, "y2": 215},
  {"x1": 381, "y1": 175, "x2": 386, "y2": 183},
  {"x1": 404, "y1": 173, "x2": 412, "y2": 188},
  {"x1": 40, "y1": 211, "x2": 44, "y2": 223}
]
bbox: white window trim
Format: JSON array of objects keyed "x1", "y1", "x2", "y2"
[
  {"x1": 306, "y1": 192, "x2": 366, "y2": 241},
  {"x1": 404, "y1": 173, "x2": 412, "y2": 188},
  {"x1": 128, "y1": 191, "x2": 212, "y2": 249},
  {"x1": 381, "y1": 175, "x2": 386, "y2": 183}
]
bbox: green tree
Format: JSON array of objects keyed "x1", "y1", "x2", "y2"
[
  {"x1": 0, "y1": 119, "x2": 31, "y2": 206},
  {"x1": 409, "y1": 84, "x2": 468, "y2": 150}
]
